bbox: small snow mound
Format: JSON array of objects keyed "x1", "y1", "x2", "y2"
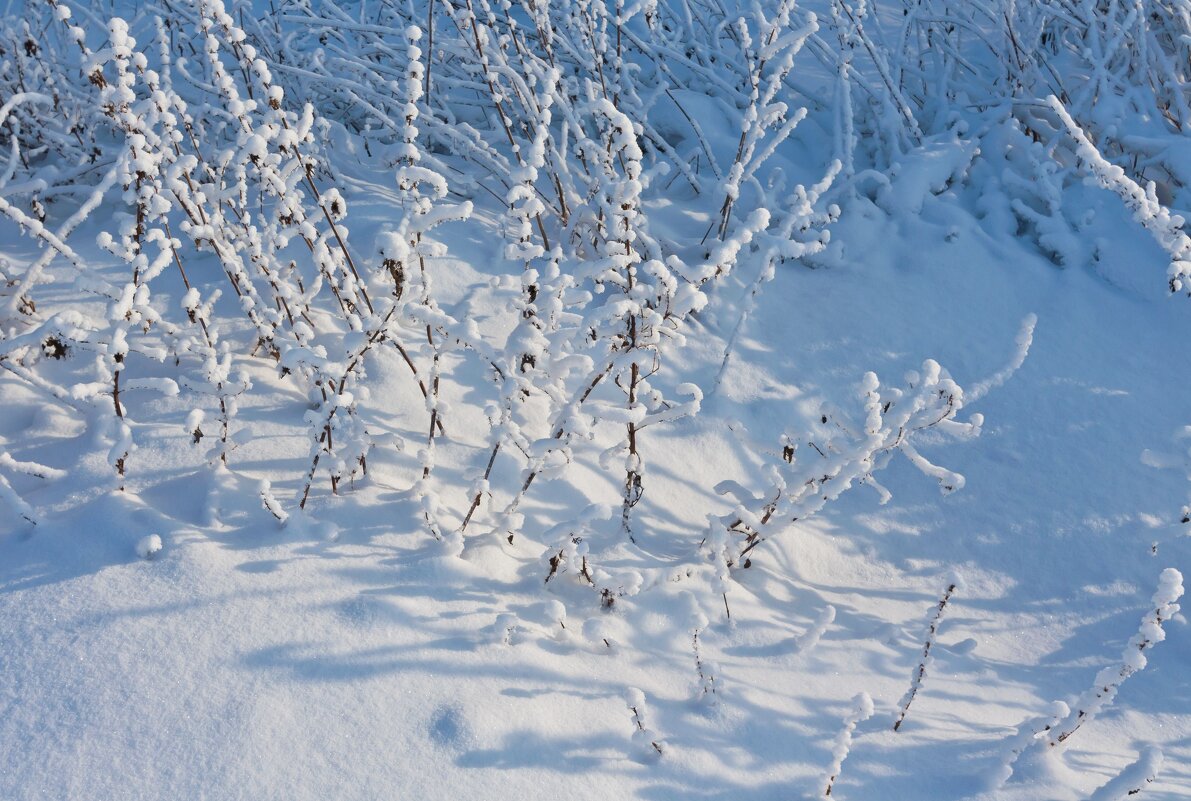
[
  {"x1": 583, "y1": 617, "x2": 617, "y2": 653},
  {"x1": 135, "y1": 534, "x2": 162, "y2": 560},
  {"x1": 546, "y1": 599, "x2": 567, "y2": 625},
  {"x1": 288, "y1": 512, "x2": 339, "y2": 542},
  {"x1": 490, "y1": 613, "x2": 520, "y2": 645},
  {"x1": 947, "y1": 637, "x2": 979, "y2": 656}
]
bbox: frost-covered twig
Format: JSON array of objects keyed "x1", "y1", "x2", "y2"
[
  {"x1": 893, "y1": 582, "x2": 957, "y2": 732},
  {"x1": 823, "y1": 692, "x2": 874, "y2": 797},
  {"x1": 1088, "y1": 748, "x2": 1164, "y2": 801},
  {"x1": 708, "y1": 360, "x2": 984, "y2": 571},
  {"x1": 259, "y1": 480, "x2": 288, "y2": 524},
  {"x1": 1046, "y1": 568, "x2": 1183, "y2": 748},
  {"x1": 714, "y1": 0, "x2": 816, "y2": 240},
  {"x1": 1000, "y1": 569, "x2": 1184, "y2": 783},
  {"x1": 690, "y1": 610, "x2": 719, "y2": 704},
  {"x1": 625, "y1": 688, "x2": 665, "y2": 760},
  {"x1": 967, "y1": 313, "x2": 1038, "y2": 403},
  {"x1": 796, "y1": 604, "x2": 836, "y2": 655},
  {"x1": 0, "y1": 451, "x2": 65, "y2": 526},
  {"x1": 709, "y1": 314, "x2": 1034, "y2": 573},
  {"x1": 543, "y1": 504, "x2": 608, "y2": 585},
  {"x1": 1047, "y1": 97, "x2": 1191, "y2": 294}
]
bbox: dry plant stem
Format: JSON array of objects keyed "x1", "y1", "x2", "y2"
[
  {"x1": 496, "y1": 10, "x2": 574, "y2": 215},
  {"x1": 458, "y1": 0, "x2": 550, "y2": 251},
  {"x1": 836, "y1": 1, "x2": 922, "y2": 137},
  {"x1": 423, "y1": 356, "x2": 440, "y2": 480},
  {"x1": 716, "y1": 14, "x2": 786, "y2": 240},
  {"x1": 630, "y1": 706, "x2": 664, "y2": 755},
  {"x1": 732, "y1": 393, "x2": 964, "y2": 566},
  {"x1": 1051, "y1": 583, "x2": 1181, "y2": 747},
  {"x1": 693, "y1": 629, "x2": 715, "y2": 698},
  {"x1": 300, "y1": 156, "x2": 374, "y2": 315},
  {"x1": 147, "y1": 86, "x2": 286, "y2": 350},
  {"x1": 459, "y1": 440, "x2": 500, "y2": 531},
  {"x1": 218, "y1": 27, "x2": 374, "y2": 315},
  {"x1": 417, "y1": 243, "x2": 444, "y2": 478},
  {"x1": 298, "y1": 309, "x2": 396, "y2": 508},
  {"x1": 164, "y1": 220, "x2": 233, "y2": 461},
  {"x1": 112, "y1": 365, "x2": 123, "y2": 420},
  {"x1": 622, "y1": 358, "x2": 641, "y2": 540},
  {"x1": 893, "y1": 582, "x2": 956, "y2": 732},
  {"x1": 390, "y1": 338, "x2": 445, "y2": 436},
  {"x1": 426, "y1": 0, "x2": 435, "y2": 103},
  {"x1": 489, "y1": 363, "x2": 613, "y2": 541}
]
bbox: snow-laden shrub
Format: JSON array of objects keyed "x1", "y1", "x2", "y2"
[
  {"x1": 0, "y1": 2, "x2": 1042, "y2": 635},
  {"x1": 810, "y1": 0, "x2": 1189, "y2": 285}
]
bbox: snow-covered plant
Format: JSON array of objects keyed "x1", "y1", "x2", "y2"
[
  {"x1": 814, "y1": 0, "x2": 922, "y2": 169},
  {"x1": 822, "y1": 692, "x2": 874, "y2": 797},
  {"x1": 1000, "y1": 569, "x2": 1184, "y2": 783},
  {"x1": 0, "y1": 86, "x2": 108, "y2": 321},
  {"x1": 707, "y1": 314, "x2": 1035, "y2": 575},
  {"x1": 71, "y1": 283, "x2": 180, "y2": 489},
  {"x1": 158, "y1": 0, "x2": 865, "y2": 551},
  {"x1": 624, "y1": 687, "x2": 665, "y2": 760},
  {"x1": 795, "y1": 605, "x2": 836, "y2": 655},
  {"x1": 259, "y1": 479, "x2": 288, "y2": 524},
  {"x1": 368, "y1": 23, "x2": 474, "y2": 542},
  {"x1": 997, "y1": 123, "x2": 1088, "y2": 269},
  {"x1": 807, "y1": 0, "x2": 1189, "y2": 273},
  {"x1": 829, "y1": 0, "x2": 1189, "y2": 143},
  {"x1": 543, "y1": 503, "x2": 610, "y2": 586},
  {"x1": 458, "y1": 65, "x2": 574, "y2": 540},
  {"x1": 0, "y1": 450, "x2": 65, "y2": 526},
  {"x1": 713, "y1": 0, "x2": 817, "y2": 240},
  {"x1": 690, "y1": 610, "x2": 719, "y2": 705},
  {"x1": 72, "y1": 14, "x2": 263, "y2": 474},
  {"x1": 707, "y1": 362, "x2": 984, "y2": 572},
  {"x1": 179, "y1": 285, "x2": 250, "y2": 465},
  {"x1": 1048, "y1": 97, "x2": 1191, "y2": 293},
  {"x1": 577, "y1": 98, "x2": 700, "y2": 541},
  {"x1": 0, "y1": 0, "x2": 475, "y2": 506},
  {"x1": 893, "y1": 582, "x2": 957, "y2": 732},
  {"x1": 456, "y1": 244, "x2": 579, "y2": 543},
  {"x1": 715, "y1": 163, "x2": 839, "y2": 388},
  {"x1": 296, "y1": 317, "x2": 392, "y2": 509},
  {"x1": 0, "y1": 5, "x2": 106, "y2": 311},
  {"x1": 1088, "y1": 748, "x2": 1165, "y2": 801},
  {"x1": 197, "y1": 0, "x2": 375, "y2": 324},
  {"x1": 823, "y1": 2, "x2": 856, "y2": 179},
  {"x1": 993, "y1": 700, "x2": 1071, "y2": 788},
  {"x1": 1045, "y1": 568, "x2": 1183, "y2": 748}
]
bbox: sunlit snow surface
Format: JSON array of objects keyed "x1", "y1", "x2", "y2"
[
  {"x1": 1, "y1": 1, "x2": 1189, "y2": 799},
  {"x1": 3, "y1": 163, "x2": 1188, "y2": 798}
]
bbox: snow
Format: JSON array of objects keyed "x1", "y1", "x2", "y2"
[
  {"x1": 134, "y1": 533, "x2": 162, "y2": 559},
  {"x1": 3, "y1": 203, "x2": 1185, "y2": 799},
  {"x1": 1, "y1": 1, "x2": 1190, "y2": 800}
]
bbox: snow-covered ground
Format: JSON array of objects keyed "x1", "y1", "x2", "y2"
[{"x1": 1, "y1": 1, "x2": 1188, "y2": 799}]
